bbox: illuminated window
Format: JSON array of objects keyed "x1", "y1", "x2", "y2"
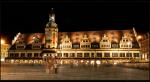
[
  {"x1": 34, "y1": 53, "x2": 39, "y2": 57},
  {"x1": 133, "y1": 53, "x2": 139, "y2": 57},
  {"x1": 64, "y1": 53, "x2": 68, "y2": 57},
  {"x1": 120, "y1": 53, "x2": 125, "y2": 57},
  {"x1": 126, "y1": 53, "x2": 132, "y2": 57},
  {"x1": 104, "y1": 53, "x2": 110, "y2": 57},
  {"x1": 91, "y1": 53, "x2": 94, "y2": 57},
  {"x1": 21, "y1": 53, "x2": 25, "y2": 57},
  {"x1": 27, "y1": 53, "x2": 32, "y2": 58},
  {"x1": 77, "y1": 53, "x2": 82, "y2": 58},
  {"x1": 58, "y1": 53, "x2": 62, "y2": 57},
  {"x1": 112, "y1": 53, "x2": 118, "y2": 57},
  {"x1": 70, "y1": 53, "x2": 75, "y2": 57},
  {"x1": 96, "y1": 53, "x2": 102, "y2": 57},
  {"x1": 84, "y1": 53, "x2": 90, "y2": 57},
  {"x1": 14, "y1": 53, "x2": 19, "y2": 58}
]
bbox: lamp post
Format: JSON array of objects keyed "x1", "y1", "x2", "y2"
[{"x1": 127, "y1": 42, "x2": 131, "y2": 62}]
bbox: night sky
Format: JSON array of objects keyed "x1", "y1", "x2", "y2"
[{"x1": 0, "y1": 1, "x2": 149, "y2": 43}]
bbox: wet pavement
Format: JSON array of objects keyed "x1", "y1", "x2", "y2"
[{"x1": 1, "y1": 62, "x2": 149, "y2": 80}]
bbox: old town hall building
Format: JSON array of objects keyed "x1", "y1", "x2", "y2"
[{"x1": 5, "y1": 9, "x2": 141, "y2": 63}]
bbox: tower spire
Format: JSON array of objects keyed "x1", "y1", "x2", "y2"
[{"x1": 49, "y1": 8, "x2": 55, "y2": 22}]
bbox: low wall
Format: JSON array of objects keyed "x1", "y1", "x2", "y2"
[{"x1": 117, "y1": 62, "x2": 149, "y2": 70}]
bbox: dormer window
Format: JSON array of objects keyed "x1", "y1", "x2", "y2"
[
  {"x1": 61, "y1": 35, "x2": 72, "y2": 49},
  {"x1": 65, "y1": 41, "x2": 69, "y2": 43},
  {"x1": 120, "y1": 35, "x2": 132, "y2": 48},
  {"x1": 19, "y1": 41, "x2": 23, "y2": 44},
  {"x1": 32, "y1": 45, "x2": 41, "y2": 49},
  {"x1": 100, "y1": 34, "x2": 111, "y2": 48},
  {"x1": 16, "y1": 40, "x2": 25, "y2": 49},
  {"x1": 34, "y1": 38, "x2": 40, "y2": 43},
  {"x1": 16, "y1": 46, "x2": 25, "y2": 49},
  {"x1": 32, "y1": 37, "x2": 41, "y2": 49},
  {"x1": 80, "y1": 34, "x2": 91, "y2": 49},
  {"x1": 16, "y1": 44, "x2": 25, "y2": 49}
]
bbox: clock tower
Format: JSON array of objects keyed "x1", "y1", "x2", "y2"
[{"x1": 45, "y1": 8, "x2": 58, "y2": 49}]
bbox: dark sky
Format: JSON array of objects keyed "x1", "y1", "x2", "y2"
[{"x1": 0, "y1": 1, "x2": 149, "y2": 42}]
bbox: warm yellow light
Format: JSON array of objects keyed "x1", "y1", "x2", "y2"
[
  {"x1": 1, "y1": 39, "x2": 5, "y2": 44},
  {"x1": 114, "y1": 39, "x2": 118, "y2": 42},
  {"x1": 87, "y1": 60, "x2": 89, "y2": 63},
  {"x1": 113, "y1": 62, "x2": 117, "y2": 65},
  {"x1": 90, "y1": 60, "x2": 94, "y2": 64},
  {"x1": 96, "y1": 60, "x2": 101, "y2": 64},
  {"x1": 137, "y1": 35, "x2": 142, "y2": 40},
  {"x1": 43, "y1": 54, "x2": 47, "y2": 57},
  {"x1": 81, "y1": 60, "x2": 84, "y2": 63},
  {"x1": 127, "y1": 42, "x2": 130, "y2": 45},
  {"x1": 1, "y1": 58, "x2": 5, "y2": 61}
]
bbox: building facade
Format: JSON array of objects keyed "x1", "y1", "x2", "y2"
[
  {"x1": 140, "y1": 32, "x2": 149, "y2": 60},
  {"x1": 5, "y1": 10, "x2": 141, "y2": 63},
  {"x1": 1, "y1": 41, "x2": 10, "y2": 62}
]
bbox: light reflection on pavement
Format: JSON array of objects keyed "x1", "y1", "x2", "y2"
[{"x1": 1, "y1": 63, "x2": 149, "y2": 80}]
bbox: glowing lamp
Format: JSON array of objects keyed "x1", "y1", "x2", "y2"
[
  {"x1": 96, "y1": 60, "x2": 101, "y2": 64},
  {"x1": 113, "y1": 62, "x2": 117, "y2": 65},
  {"x1": 137, "y1": 35, "x2": 142, "y2": 40},
  {"x1": 81, "y1": 60, "x2": 84, "y2": 63},
  {"x1": 1, "y1": 39, "x2": 5, "y2": 44},
  {"x1": 1, "y1": 58, "x2": 5, "y2": 61},
  {"x1": 90, "y1": 60, "x2": 94, "y2": 64}
]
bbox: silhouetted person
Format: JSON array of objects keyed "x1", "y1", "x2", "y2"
[{"x1": 54, "y1": 63, "x2": 58, "y2": 74}]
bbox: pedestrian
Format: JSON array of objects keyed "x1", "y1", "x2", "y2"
[{"x1": 54, "y1": 63, "x2": 58, "y2": 74}]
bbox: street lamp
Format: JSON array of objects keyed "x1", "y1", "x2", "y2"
[
  {"x1": 1, "y1": 39, "x2": 5, "y2": 44},
  {"x1": 137, "y1": 35, "x2": 142, "y2": 41},
  {"x1": 127, "y1": 42, "x2": 131, "y2": 61}
]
